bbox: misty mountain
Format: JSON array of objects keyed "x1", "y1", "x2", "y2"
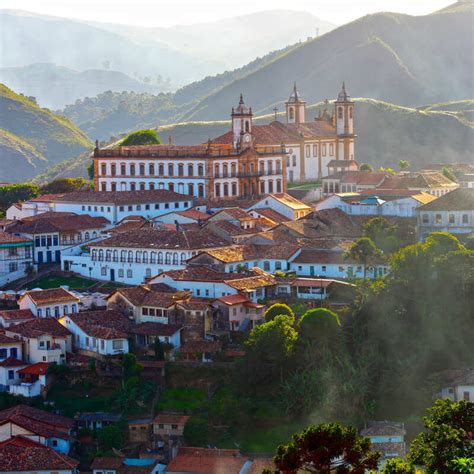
[
  {"x1": 0, "y1": 9, "x2": 335, "y2": 92},
  {"x1": 0, "y1": 63, "x2": 168, "y2": 109},
  {"x1": 37, "y1": 99, "x2": 474, "y2": 184},
  {"x1": 180, "y1": 1, "x2": 474, "y2": 121},
  {"x1": 0, "y1": 84, "x2": 91, "y2": 182}
]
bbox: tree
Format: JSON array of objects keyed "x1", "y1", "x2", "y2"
[
  {"x1": 442, "y1": 166, "x2": 457, "y2": 182},
  {"x1": 121, "y1": 353, "x2": 142, "y2": 386},
  {"x1": 363, "y1": 217, "x2": 399, "y2": 253},
  {"x1": 264, "y1": 303, "x2": 295, "y2": 322},
  {"x1": 87, "y1": 161, "x2": 94, "y2": 180},
  {"x1": 154, "y1": 338, "x2": 165, "y2": 361},
  {"x1": 298, "y1": 308, "x2": 340, "y2": 340},
  {"x1": 273, "y1": 422, "x2": 381, "y2": 473},
  {"x1": 120, "y1": 129, "x2": 161, "y2": 146},
  {"x1": 40, "y1": 177, "x2": 90, "y2": 194},
  {"x1": 359, "y1": 163, "x2": 373, "y2": 171},
  {"x1": 280, "y1": 369, "x2": 320, "y2": 416},
  {"x1": 345, "y1": 237, "x2": 381, "y2": 279},
  {"x1": 97, "y1": 423, "x2": 125, "y2": 451},
  {"x1": 408, "y1": 399, "x2": 474, "y2": 472},
  {"x1": 381, "y1": 458, "x2": 415, "y2": 473},
  {"x1": 0, "y1": 183, "x2": 40, "y2": 213},
  {"x1": 398, "y1": 160, "x2": 410, "y2": 171}
]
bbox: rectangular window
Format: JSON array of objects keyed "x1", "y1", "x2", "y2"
[
  {"x1": 101, "y1": 267, "x2": 107, "y2": 276},
  {"x1": 113, "y1": 340, "x2": 123, "y2": 350},
  {"x1": 449, "y1": 214, "x2": 455, "y2": 224},
  {"x1": 292, "y1": 155, "x2": 296, "y2": 166},
  {"x1": 127, "y1": 269, "x2": 133, "y2": 278},
  {"x1": 313, "y1": 144, "x2": 317, "y2": 157},
  {"x1": 118, "y1": 269, "x2": 124, "y2": 277},
  {"x1": 305, "y1": 145, "x2": 310, "y2": 157},
  {"x1": 119, "y1": 206, "x2": 124, "y2": 212},
  {"x1": 322, "y1": 144, "x2": 327, "y2": 155},
  {"x1": 462, "y1": 214, "x2": 469, "y2": 224},
  {"x1": 329, "y1": 143, "x2": 334, "y2": 156},
  {"x1": 155, "y1": 204, "x2": 160, "y2": 209},
  {"x1": 435, "y1": 214, "x2": 442, "y2": 224},
  {"x1": 422, "y1": 214, "x2": 429, "y2": 224}
]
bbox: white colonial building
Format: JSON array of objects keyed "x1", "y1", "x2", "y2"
[{"x1": 0, "y1": 232, "x2": 33, "y2": 288}]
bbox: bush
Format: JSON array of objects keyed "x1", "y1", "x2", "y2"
[{"x1": 264, "y1": 303, "x2": 294, "y2": 322}]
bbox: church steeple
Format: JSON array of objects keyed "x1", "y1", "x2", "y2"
[
  {"x1": 335, "y1": 81, "x2": 355, "y2": 161},
  {"x1": 285, "y1": 82, "x2": 306, "y2": 124},
  {"x1": 231, "y1": 93, "x2": 253, "y2": 149}
]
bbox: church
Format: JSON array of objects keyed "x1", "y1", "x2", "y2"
[
  {"x1": 211, "y1": 82, "x2": 357, "y2": 182},
  {"x1": 92, "y1": 83, "x2": 356, "y2": 199}
]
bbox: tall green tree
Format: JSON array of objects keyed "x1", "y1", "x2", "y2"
[
  {"x1": 0, "y1": 183, "x2": 40, "y2": 213},
  {"x1": 264, "y1": 303, "x2": 295, "y2": 322},
  {"x1": 345, "y1": 237, "x2": 381, "y2": 279},
  {"x1": 408, "y1": 399, "x2": 474, "y2": 473},
  {"x1": 363, "y1": 217, "x2": 399, "y2": 253},
  {"x1": 381, "y1": 458, "x2": 415, "y2": 473},
  {"x1": 40, "y1": 177, "x2": 90, "y2": 194},
  {"x1": 273, "y1": 422, "x2": 381, "y2": 473}
]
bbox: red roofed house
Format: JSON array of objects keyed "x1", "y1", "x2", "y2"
[
  {"x1": 0, "y1": 404, "x2": 74, "y2": 454},
  {"x1": 0, "y1": 309, "x2": 36, "y2": 328},
  {"x1": 153, "y1": 414, "x2": 189, "y2": 440},
  {"x1": 213, "y1": 294, "x2": 265, "y2": 331},
  {"x1": 18, "y1": 288, "x2": 80, "y2": 318},
  {"x1": 59, "y1": 310, "x2": 130, "y2": 357},
  {"x1": 0, "y1": 436, "x2": 78, "y2": 473},
  {"x1": 5, "y1": 317, "x2": 72, "y2": 365}
]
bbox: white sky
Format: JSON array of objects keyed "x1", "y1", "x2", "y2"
[{"x1": 0, "y1": 0, "x2": 454, "y2": 26}]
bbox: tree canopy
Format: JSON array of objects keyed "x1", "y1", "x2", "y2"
[
  {"x1": 0, "y1": 183, "x2": 40, "y2": 214},
  {"x1": 120, "y1": 129, "x2": 161, "y2": 146},
  {"x1": 264, "y1": 303, "x2": 295, "y2": 322},
  {"x1": 346, "y1": 237, "x2": 381, "y2": 279},
  {"x1": 40, "y1": 177, "x2": 91, "y2": 194}
]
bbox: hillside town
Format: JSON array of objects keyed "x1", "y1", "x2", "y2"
[{"x1": 0, "y1": 75, "x2": 473, "y2": 474}]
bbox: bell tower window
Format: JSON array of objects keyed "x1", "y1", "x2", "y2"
[
  {"x1": 338, "y1": 107, "x2": 343, "y2": 119},
  {"x1": 245, "y1": 121, "x2": 250, "y2": 133},
  {"x1": 289, "y1": 108, "x2": 294, "y2": 120}
]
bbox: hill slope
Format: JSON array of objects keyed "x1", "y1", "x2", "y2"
[
  {"x1": 0, "y1": 63, "x2": 166, "y2": 109},
  {"x1": 38, "y1": 98, "x2": 474, "y2": 183},
  {"x1": 181, "y1": 1, "x2": 474, "y2": 121},
  {"x1": 0, "y1": 84, "x2": 91, "y2": 182}
]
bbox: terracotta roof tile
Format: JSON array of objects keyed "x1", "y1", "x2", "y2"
[
  {"x1": 153, "y1": 414, "x2": 190, "y2": 425},
  {"x1": 158, "y1": 267, "x2": 247, "y2": 282},
  {"x1": 131, "y1": 322, "x2": 182, "y2": 337},
  {"x1": 110, "y1": 286, "x2": 177, "y2": 308},
  {"x1": 250, "y1": 207, "x2": 289, "y2": 223},
  {"x1": 7, "y1": 214, "x2": 109, "y2": 234},
  {"x1": 18, "y1": 362, "x2": 50, "y2": 376},
  {"x1": 21, "y1": 288, "x2": 79, "y2": 305},
  {"x1": 8, "y1": 318, "x2": 72, "y2": 339},
  {"x1": 0, "y1": 309, "x2": 35, "y2": 321},
  {"x1": 0, "y1": 232, "x2": 31, "y2": 245},
  {"x1": 66, "y1": 310, "x2": 131, "y2": 339},
  {"x1": 418, "y1": 188, "x2": 474, "y2": 211},
  {"x1": 0, "y1": 357, "x2": 26, "y2": 367},
  {"x1": 180, "y1": 340, "x2": 222, "y2": 354},
  {"x1": 0, "y1": 333, "x2": 19, "y2": 344}
]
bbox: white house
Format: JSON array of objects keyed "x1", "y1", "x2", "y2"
[
  {"x1": 0, "y1": 309, "x2": 36, "y2": 328},
  {"x1": 0, "y1": 232, "x2": 33, "y2": 288},
  {"x1": 440, "y1": 368, "x2": 474, "y2": 402},
  {"x1": 417, "y1": 188, "x2": 474, "y2": 240},
  {"x1": 63, "y1": 228, "x2": 229, "y2": 285},
  {"x1": 247, "y1": 193, "x2": 312, "y2": 221},
  {"x1": 60, "y1": 310, "x2": 130, "y2": 357},
  {"x1": 0, "y1": 357, "x2": 28, "y2": 392},
  {"x1": 0, "y1": 333, "x2": 23, "y2": 361},
  {"x1": 5, "y1": 318, "x2": 72, "y2": 364},
  {"x1": 19, "y1": 288, "x2": 80, "y2": 318}
]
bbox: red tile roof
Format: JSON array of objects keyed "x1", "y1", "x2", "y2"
[
  {"x1": 91, "y1": 457, "x2": 124, "y2": 470},
  {"x1": 0, "y1": 333, "x2": 19, "y2": 344},
  {"x1": 167, "y1": 447, "x2": 245, "y2": 473},
  {"x1": 209, "y1": 207, "x2": 251, "y2": 221},
  {"x1": 215, "y1": 294, "x2": 250, "y2": 305},
  {"x1": 20, "y1": 288, "x2": 79, "y2": 305},
  {"x1": 66, "y1": 310, "x2": 131, "y2": 339},
  {"x1": 92, "y1": 228, "x2": 228, "y2": 250},
  {"x1": 0, "y1": 357, "x2": 26, "y2": 367},
  {"x1": 18, "y1": 362, "x2": 49, "y2": 376},
  {"x1": 131, "y1": 322, "x2": 182, "y2": 337},
  {"x1": 153, "y1": 414, "x2": 190, "y2": 425},
  {"x1": 176, "y1": 209, "x2": 211, "y2": 221},
  {"x1": 250, "y1": 207, "x2": 289, "y2": 223},
  {"x1": 0, "y1": 436, "x2": 78, "y2": 471},
  {"x1": 7, "y1": 214, "x2": 109, "y2": 234},
  {"x1": 180, "y1": 340, "x2": 222, "y2": 354},
  {"x1": 0, "y1": 309, "x2": 35, "y2": 321},
  {"x1": 0, "y1": 232, "x2": 31, "y2": 245},
  {"x1": 8, "y1": 318, "x2": 72, "y2": 339},
  {"x1": 157, "y1": 267, "x2": 247, "y2": 282},
  {"x1": 109, "y1": 286, "x2": 177, "y2": 308}
]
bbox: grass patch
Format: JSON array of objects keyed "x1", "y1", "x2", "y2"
[
  {"x1": 25, "y1": 275, "x2": 94, "y2": 289},
  {"x1": 156, "y1": 387, "x2": 207, "y2": 413},
  {"x1": 288, "y1": 180, "x2": 321, "y2": 190}
]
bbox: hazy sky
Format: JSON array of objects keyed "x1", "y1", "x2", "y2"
[{"x1": 0, "y1": 0, "x2": 454, "y2": 26}]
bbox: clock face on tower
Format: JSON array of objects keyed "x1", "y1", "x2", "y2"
[{"x1": 243, "y1": 133, "x2": 251, "y2": 144}]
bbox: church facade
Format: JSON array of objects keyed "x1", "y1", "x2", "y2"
[
  {"x1": 92, "y1": 84, "x2": 355, "y2": 198},
  {"x1": 212, "y1": 82, "x2": 356, "y2": 182}
]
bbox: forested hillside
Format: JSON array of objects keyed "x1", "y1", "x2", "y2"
[{"x1": 0, "y1": 84, "x2": 91, "y2": 182}]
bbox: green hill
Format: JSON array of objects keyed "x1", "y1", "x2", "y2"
[
  {"x1": 0, "y1": 84, "x2": 91, "y2": 182},
  {"x1": 38, "y1": 98, "x2": 474, "y2": 183},
  {"x1": 180, "y1": 1, "x2": 474, "y2": 121}
]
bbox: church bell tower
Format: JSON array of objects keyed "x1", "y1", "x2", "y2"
[
  {"x1": 231, "y1": 94, "x2": 253, "y2": 149},
  {"x1": 285, "y1": 82, "x2": 306, "y2": 124},
  {"x1": 335, "y1": 82, "x2": 355, "y2": 161}
]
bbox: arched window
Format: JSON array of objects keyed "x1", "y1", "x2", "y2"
[
  {"x1": 231, "y1": 163, "x2": 236, "y2": 177},
  {"x1": 268, "y1": 180, "x2": 274, "y2": 193},
  {"x1": 188, "y1": 183, "x2": 194, "y2": 196},
  {"x1": 349, "y1": 107, "x2": 353, "y2": 119},
  {"x1": 121, "y1": 182, "x2": 126, "y2": 191},
  {"x1": 178, "y1": 164, "x2": 184, "y2": 177},
  {"x1": 130, "y1": 182, "x2": 136, "y2": 191},
  {"x1": 93, "y1": 231, "x2": 97, "y2": 238},
  {"x1": 215, "y1": 183, "x2": 221, "y2": 197},
  {"x1": 289, "y1": 107, "x2": 294, "y2": 120},
  {"x1": 149, "y1": 163, "x2": 154, "y2": 175},
  {"x1": 136, "y1": 251, "x2": 142, "y2": 263},
  {"x1": 188, "y1": 164, "x2": 194, "y2": 176},
  {"x1": 165, "y1": 252, "x2": 171, "y2": 265},
  {"x1": 223, "y1": 183, "x2": 229, "y2": 197},
  {"x1": 139, "y1": 163, "x2": 145, "y2": 175},
  {"x1": 168, "y1": 164, "x2": 174, "y2": 176},
  {"x1": 92, "y1": 250, "x2": 97, "y2": 261},
  {"x1": 130, "y1": 164, "x2": 136, "y2": 176},
  {"x1": 260, "y1": 181, "x2": 265, "y2": 194},
  {"x1": 180, "y1": 253, "x2": 187, "y2": 264},
  {"x1": 198, "y1": 164, "x2": 204, "y2": 176},
  {"x1": 214, "y1": 163, "x2": 220, "y2": 177},
  {"x1": 111, "y1": 182, "x2": 117, "y2": 192},
  {"x1": 143, "y1": 251, "x2": 148, "y2": 263},
  {"x1": 120, "y1": 163, "x2": 126, "y2": 175},
  {"x1": 98, "y1": 249, "x2": 104, "y2": 261},
  {"x1": 85, "y1": 232, "x2": 90, "y2": 240},
  {"x1": 128, "y1": 251, "x2": 133, "y2": 263},
  {"x1": 157, "y1": 252, "x2": 163, "y2": 264},
  {"x1": 158, "y1": 164, "x2": 164, "y2": 176},
  {"x1": 245, "y1": 120, "x2": 250, "y2": 133},
  {"x1": 232, "y1": 183, "x2": 237, "y2": 196},
  {"x1": 113, "y1": 250, "x2": 118, "y2": 262},
  {"x1": 158, "y1": 182, "x2": 165, "y2": 189},
  {"x1": 121, "y1": 250, "x2": 127, "y2": 262},
  {"x1": 150, "y1": 252, "x2": 156, "y2": 264},
  {"x1": 172, "y1": 253, "x2": 179, "y2": 265},
  {"x1": 198, "y1": 184, "x2": 204, "y2": 197},
  {"x1": 338, "y1": 107, "x2": 343, "y2": 119},
  {"x1": 223, "y1": 163, "x2": 228, "y2": 177},
  {"x1": 149, "y1": 182, "x2": 155, "y2": 190},
  {"x1": 140, "y1": 182, "x2": 146, "y2": 191},
  {"x1": 168, "y1": 183, "x2": 174, "y2": 192}
]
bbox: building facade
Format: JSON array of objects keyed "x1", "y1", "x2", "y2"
[{"x1": 0, "y1": 233, "x2": 33, "y2": 288}]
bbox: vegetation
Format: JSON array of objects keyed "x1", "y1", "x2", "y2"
[
  {"x1": 264, "y1": 303, "x2": 295, "y2": 322},
  {"x1": 345, "y1": 237, "x2": 381, "y2": 279},
  {"x1": 0, "y1": 84, "x2": 91, "y2": 182},
  {"x1": 24, "y1": 275, "x2": 94, "y2": 290},
  {"x1": 39, "y1": 177, "x2": 91, "y2": 194},
  {"x1": 359, "y1": 163, "x2": 373, "y2": 171},
  {"x1": 272, "y1": 422, "x2": 381, "y2": 473},
  {"x1": 0, "y1": 183, "x2": 39, "y2": 214},
  {"x1": 120, "y1": 129, "x2": 161, "y2": 146}
]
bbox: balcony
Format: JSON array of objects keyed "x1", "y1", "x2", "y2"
[{"x1": 8, "y1": 381, "x2": 41, "y2": 397}]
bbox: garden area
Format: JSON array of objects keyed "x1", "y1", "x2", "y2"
[
  {"x1": 287, "y1": 179, "x2": 321, "y2": 190},
  {"x1": 25, "y1": 274, "x2": 95, "y2": 290}
]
